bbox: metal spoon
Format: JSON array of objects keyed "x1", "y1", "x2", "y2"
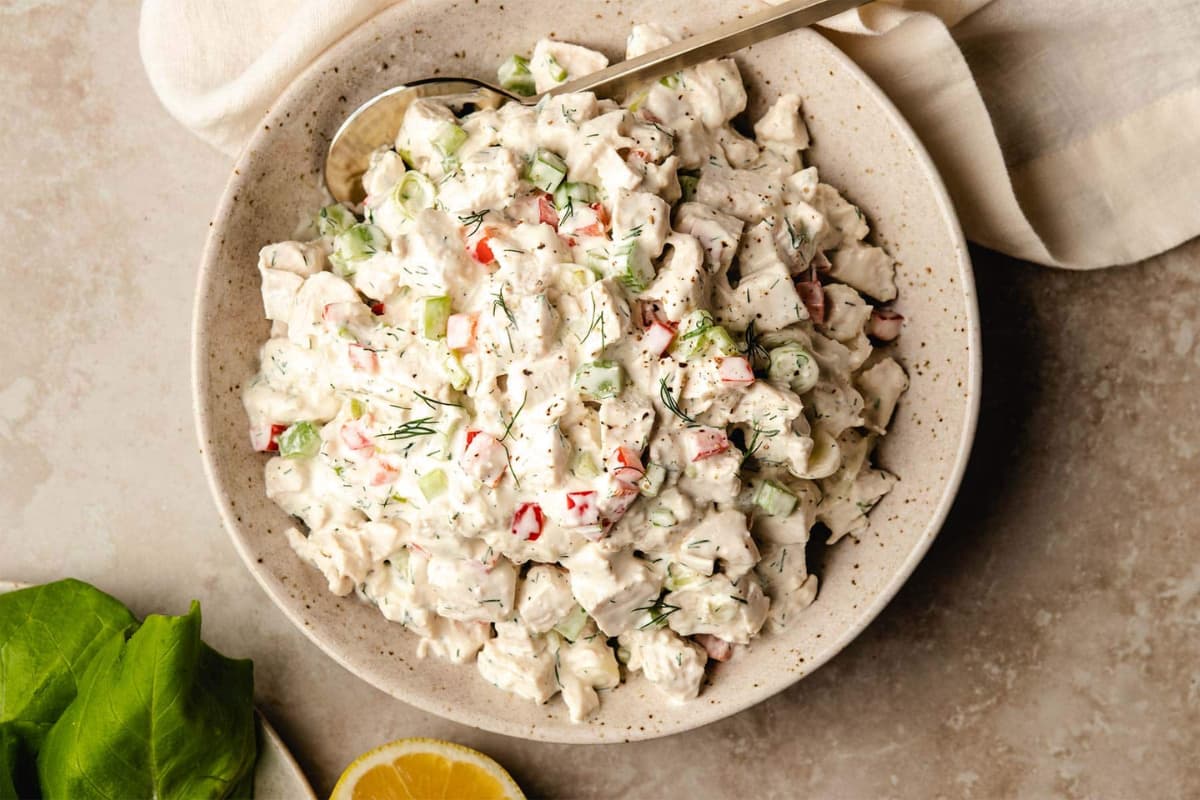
[{"x1": 325, "y1": 0, "x2": 866, "y2": 204}]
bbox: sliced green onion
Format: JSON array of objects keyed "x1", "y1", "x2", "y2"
[
  {"x1": 330, "y1": 223, "x2": 388, "y2": 277},
  {"x1": 419, "y1": 469, "x2": 448, "y2": 500},
  {"x1": 527, "y1": 147, "x2": 568, "y2": 193},
  {"x1": 753, "y1": 480, "x2": 798, "y2": 517},
  {"x1": 767, "y1": 343, "x2": 820, "y2": 394},
  {"x1": 277, "y1": 421, "x2": 320, "y2": 459},
  {"x1": 432, "y1": 122, "x2": 468, "y2": 157},
  {"x1": 627, "y1": 90, "x2": 649, "y2": 113},
  {"x1": 659, "y1": 73, "x2": 682, "y2": 89},
  {"x1": 546, "y1": 54, "x2": 568, "y2": 82},
  {"x1": 574, "y1": 360, "x2": 624, "y2": 400},
  {"x1": 317, "y1": 203, "x2": 356, "y2": 238},
  {"x1": 392, "y1": 170, "x2": 436, "y2": 218},
  {"x1": 648, "y1": 506, "x2": 677, "y2": 527},
  {"x1": 421, "y1": 296, "x2": 452, "y2": 340},
  {"x1": 552, "y1": 605, "x2": 589, "y2": 642},
  {"x1": 554, "y1": 181, "x2": 598, "y2": 208},
  {"x1": 498, "y1": 54, "x2": 536, "y2": 96},
  {"x1": 639, "y1": 463, "x2": 667, "y2": 497}
]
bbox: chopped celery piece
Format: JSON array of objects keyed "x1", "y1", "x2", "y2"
[
  {"x1": 527, "y1": 147, "x2": 568, "y2": 193},
  {"x1": 277, "y1": 421, "x2": 320, "y2": 459},
  {"x1": 706, "y1": 325, "x2": 739, "y2": 356},
  {"x1": 349, "y1": 398, "x2": 365, "y2": 419},
  {"x1": 664, "y1": 562, "x2": 703, "y2": 591},
  {"x1": 554, "y1": 181, "x2": 598, "y2": 208},
  {"x1": 574, "y1": 360, "x2": 624, "y2": 400},
  {"x1": 611, "y1": 239, "x2": 654, "y2": 294},
  {"x1": 419, "y1": 469, "x2": 448, "y2": 500},
  {"x1": 659, "y1": 73, "x2": 682, "y2": 89},
  {"x1": 648, "y1": 506, "x2": 677, "y2": 527},
  {"x1": 330, "y1": 223, "x2": 387, "y2": 277},
  {"x1": 442, "y1": 352, "x2": 470, "y2": 391},
  {"x1": 753, "y1": 480, "x2": 798, "y2": 517},
  {"x1": 639, "y1": 463, "x2": 667, "y2": 497},
  {"x1": 678, "y1": 173, "x2": 699, "y2": 202},
  {"x1": 572, "y1": 450, "x2": 601, "y2": 478},
  {"x1": 498, "y1": 54, "x2": 536, "y2": 96},
  {"x1": 432, "y1": 122, "x2": 468, "y2": 156},
  {"x1": 421, "y1": 296, "x2": 452, "y2": 340},
  {"x1": 392, "y1": 171, "x2": 436, "y2": 217},
  {"x1": 584, "y1": 248, "x2": 609, "y2": 273},
  {"x1": 767, "y1": 343, "x2": 820, "y2": 394},
  {"x1": 546, "y1": 54, "x2": 568, "y2": 82},
  {"x1": 317, "y1": 203, "x2": 356, "y2": 237},
  {"x1": 673, "y1": 310, "x2": 737, "y2": 358},
  {"x1": 387, "y1": 548, "x2": 411, "y2": 579},
  {"x1": 627, "y1": 90, "x2": 649, "y2": 113},
  {"x1": 552, "y1": 605, "x2": 589, "y2": 642}
]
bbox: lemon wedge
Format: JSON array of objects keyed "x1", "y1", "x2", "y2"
[{"x1": 330, "y1": 737, "x2": 525, "y2": 800}]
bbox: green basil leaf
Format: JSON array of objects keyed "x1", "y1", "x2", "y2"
[
  {"x1": 0, "y1": 579, "x2": 137, "y2": 747},
  {"x1": 36, "y1": 602, "x2": 256, "y2": 799}
]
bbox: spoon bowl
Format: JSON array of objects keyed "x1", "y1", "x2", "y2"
[
  {"x1": 325, "y1": 79, "x2": 513, "y2": 205},
  {"x1": 323, "y1": 0, "x2": 865, "y2": 204}
]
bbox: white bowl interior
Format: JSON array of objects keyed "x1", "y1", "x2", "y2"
[{"x1": 194, "y1": 0, "x2": 979, "y2": 743}]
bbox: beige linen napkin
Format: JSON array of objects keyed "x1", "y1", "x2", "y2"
[{"x1": 140, "y1": 0, "x2": 1200, "y2": 268}]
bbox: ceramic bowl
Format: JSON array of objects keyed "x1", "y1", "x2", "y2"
[{"x1": 194, "y1": 0, "x2": 981, "y2": 743}]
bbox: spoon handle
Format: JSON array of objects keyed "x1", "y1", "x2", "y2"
[{"x1": 543, "y1": 0, "x2": 868, "y2": 101}]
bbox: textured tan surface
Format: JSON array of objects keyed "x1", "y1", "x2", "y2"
[{"x1": 1, "y1": 1, "x2": 1197, "y2": 797}]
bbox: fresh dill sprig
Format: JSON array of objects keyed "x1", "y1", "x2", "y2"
[
  {"x1": 740, "y1": 424, "x2": 779, "y2": 465},
  {"x1": 658, "y1": 376, "x2": 697, "y2": 426},
  {"x1": 785, "y1": 217, "x2": 809, "y2": 251},
  {"x1": 492, "y1": 288, "x2": 517, "y2": 352},
  {"x1": 577, "y1": 294, "x2": 602, "y2": 344},
  {"x1": 499, "y1": 391, "x2": 528, "y2": 441},
  {"x1": 413, "y1": 390, "x2": 462, "y2": 410},
  {"x1": 635, "y1": 600, "x2": 681, "y2": 630},
  {"x1": 457, "y1": 210, "x2": 488, "y2": 237},
  {"x1": 742, "y1": 320, "x2": 769, "y2": 365},
  {"x1": 376, "y1": 417, "x2": 437, "y2": 441}
]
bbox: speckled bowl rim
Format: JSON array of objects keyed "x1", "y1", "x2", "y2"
[{"x1": 193, "y1": 12, "x2": 981, "y2": 743}]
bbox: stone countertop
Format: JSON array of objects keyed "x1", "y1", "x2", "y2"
[{"x1": 2, "y1": 3, "x2": 1198, "y2": 797}]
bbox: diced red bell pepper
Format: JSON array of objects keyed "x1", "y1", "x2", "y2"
[
  {"x1": 251, "y1": 423, "x2": 287, "y2": 452},
  {"x1": 688, "y1": 428, "x2": 730, "y2": 461},
  {"x1": 348, "y1": 343, "x2": 379, "y2": 373},
  {"x1": 643, "y1": 320, "x2": 676, "y2": 357},
  {"x1": 608, "y1": 446, "x2": 645, "y2": 484},
  {"x1": 369, "y1": 455, "x2": 401, "y2": 486},
  {"x1": 537, "y1": 193, "x2": 558, "y2": 229},
  {"x1": 564, "y1": 490, "x2": 600, "y2": 526},
  {"x1": 370, "y1": 301, "x2": 386, "y2": 316},
  {"x1": 461, "y1": 430, "x2": 507, "y2": 487},
  {"x1": 716, "y1": 355, "x2": 755, "y2": 385},
  {"x1": 339, "y1": 422, "x2": 375, "y2": 452},
  {"x1": 694, "y1": 633, "x2": 734, "y2": 662},
  {"x1": 446, "y1": 312, "x2": 478, "y2": 351},
  {"x1": 868, "y1": 307, "x2": 904, "y2": 342},
  {"x1": 512, "y1": 502, "x2": 545, "y2": 541},
  {"x1": 796, "y1": 275, "x2": 825, "y2": 325},
  {"x1": 473, "y1": 235, "x2": 495, "y2": 265}
]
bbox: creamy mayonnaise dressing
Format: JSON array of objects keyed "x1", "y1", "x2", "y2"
[{"x1": 243, "y1": 24, "x2": 909, "y2": 721}]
